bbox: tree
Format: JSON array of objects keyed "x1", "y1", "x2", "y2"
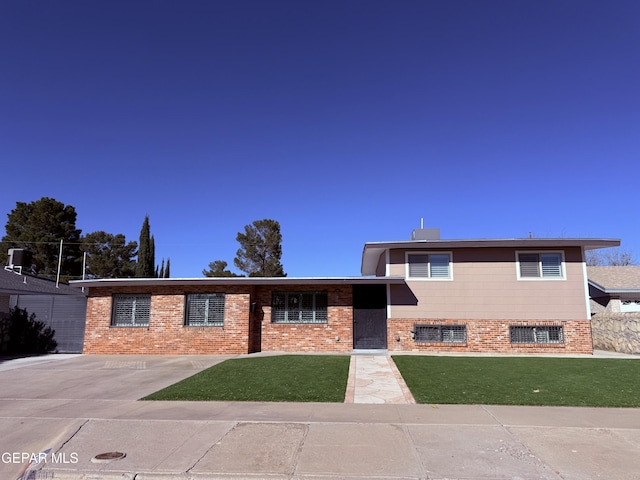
[
  {"x1": 80, "y1": 231, "x2": 138, "y2": 278},
  {"x1": 1, "y1": 197, "x2": 82, "y2": 278},
  {"x1": 586, "y1": 247, "x2": 637, "y2": 266},
  {"x1": 234, "y1": 219, "x2": 286, "y2": 277},
  {"x1": 164, "y1": 258, "x2": 170, "y2": 278},
  {"x1": 135, "y1": 216, "x2": 155, "y2": 277},
  {"x1": 203, "y1": 260, "x2": 242, "y2": 277}
]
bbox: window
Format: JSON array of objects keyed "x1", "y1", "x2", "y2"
[
  {"x1": 517, "y1": 252, "x2": 563, "y2": 279},
  {"x1": 407, "y1": 252, "x2": 452, "y2": 279},
  {"x1": 414, "y1": 324, "x2": 466, "y2": 343},
  {"x1": 272, "y1": 291, "x2": 328, "y2": 324},
  {"x1": 185, "y1": 293, "x2": 225, "y2": 326},
  {"x1": 510, "y1": 326, "x2": 564, "y2": 344},
  {"x1": 621, "y1": 300, "x2": 640, "y2": 313},
  {"x1": 112, "y1": 294, "x2": 151, "y2": 327}
]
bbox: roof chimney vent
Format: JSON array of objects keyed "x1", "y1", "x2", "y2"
[{"x1": 411, "y1": 228, "x2": 440, "y2": 241}]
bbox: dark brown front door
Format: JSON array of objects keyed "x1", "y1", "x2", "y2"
[{"x1": 353, "y1": 285, "x2": 387, "y2": 349}]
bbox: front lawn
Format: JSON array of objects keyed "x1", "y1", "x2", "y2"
[
  {"x1": 392, "y1": 356, "x2": 640, "y2": 407},
  {"x1": 142, "y1": 355, "x2": 350, "y2": 402}
]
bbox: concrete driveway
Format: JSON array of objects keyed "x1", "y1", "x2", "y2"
[{"x1": 1, "y1": 354, "x2": 640, "y2": 480}]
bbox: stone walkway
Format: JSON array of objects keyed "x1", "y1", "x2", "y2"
[{"x1": 345, "y1": 354, "x2": 415, "y2": 404}]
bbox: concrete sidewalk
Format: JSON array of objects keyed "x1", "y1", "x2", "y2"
[
  {"x1": 0, "y1": 353, "x2": 638, "y2": 480},
  {"x1": 25, "y1": 403, "x2": 640, "y2": 480}
]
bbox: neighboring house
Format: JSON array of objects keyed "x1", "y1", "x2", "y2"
[
  {"x1": 588, "y1": 266, "x2": 640, "y2": 313},
  {"x1": 588, "y1": 266, "x2": 640, "y2": 354},
  {"x1": 0, "y1": 268, "x2": 88, "y2": 353},
  {"x1": 72, "y1": 229, "x2": 619, "y2": 355}
]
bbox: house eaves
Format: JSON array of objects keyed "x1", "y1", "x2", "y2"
[
  {"x1": 361, "y1": 238, "x2": 621, "y2": 276},
  {"x1": 0, "y1": 269, "x2": 85, "y2": 296},
  {"x1": 70, "y1": 276, "x2": 407, "y2": 290},
  {"x1": 588, "y1": 280, "x2": 640, "y2": 295}
]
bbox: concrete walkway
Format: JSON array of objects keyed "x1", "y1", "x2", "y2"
[{"x1": 345, "y1": 354, "x2": 415, "y2": 404}]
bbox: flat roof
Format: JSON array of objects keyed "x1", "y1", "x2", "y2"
[
  {"x1": 70, "y1": 276, "x2": 406, "y2": 289},
  {"x1": 361, "y1": 238, "x2": 621, "y2": 276}
]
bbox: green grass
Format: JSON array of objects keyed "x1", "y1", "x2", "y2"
[
  {"x1": 142, "y1": 355, "x2": 350, "y2": 402},
  {"x1": 392, "y1": 356, "x2": 640, "y2": 407}
]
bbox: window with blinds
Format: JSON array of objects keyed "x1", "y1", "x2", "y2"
[
  {"x1": 517, "y1": 252, "x2": 563, "y2": 279},
  {"x1": 272, "y1": 291, "x2": 328, "y2": 324},
  {"x1": 111, "y1": 294, "x2": 151, "y2": 327},
  {"x1": 413, "y1": 324, "x2": 466, "y2": 343},
  {"x1": 185, "y1": 293, "x2": 225, "y2": 326},
  {"x1": 407, "y1": 253, "x2": 452, "y2": 279}
]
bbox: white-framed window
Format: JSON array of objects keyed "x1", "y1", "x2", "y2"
[
  {"x1": 111, "y1": 294, "x2": 151, "y2": 327},
  {"x1": 621, "y1": 300, "x2": 640, "y2": 313},
  {"x1": 413, "y1": 324, "x2": 466, "y2": 343},
  {"x1": 185, "y1": 293, "x2": 225, "y2": 326},
  {"x1": 406, "y1": 252, "x2": 452, "y2": 280},
  {"x1": 272, "y1": 291, "x2": 328, "y2": 324},
  {"x1": 509, "y1": 325, "x2": 564, "y2": 344},
  {"x1": 516, "y1": 251, "x2": 564, "y2": 279}
]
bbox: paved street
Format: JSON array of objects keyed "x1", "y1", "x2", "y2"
[{"x1": 0, "y1": 353, "x2": 639, "y2": 479}]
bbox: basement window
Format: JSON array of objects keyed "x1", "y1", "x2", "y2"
[
  {"x1": 413, "y1": 324, "x2": 466, "y2": 343},
  {"x1": 510, "y1": 326, "x2": 564, "y2": 344}
]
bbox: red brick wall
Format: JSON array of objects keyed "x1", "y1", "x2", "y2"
[
  {"x1": 83, "y1": 283, "x2": 593, "y2": 355},
  {"x1": 388, "y1": 318, "x2": 593, "y2": 354},
  {"x1": 257, "y1": 285, "x2": 353, "y2": 352},
  {"x1": 83, "y1": 285, "x2": 255, "y2": 355}
]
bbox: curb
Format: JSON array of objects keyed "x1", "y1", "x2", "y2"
[{"x1": 38, "y1": 472, "x2": 296, "y2": 479}]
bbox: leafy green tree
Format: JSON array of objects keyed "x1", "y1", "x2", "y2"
[
  {"x1": 135, "y1": 216, "x2": 155, "y2": 277},
  {"x1": 80, "y1": 231, "x2": 138, "y2": 279},
  {"x1": 1, "y1": 197, "x2": 82, "y2": 278},
  {"x1": 234, "y1": 219, "x2": 286, "y2": 277},
  {"x1": 203, "y1": 260, "x2": 242, "y2": 277},
  {"x1": 164, "y1": 258, "x2": 170, "y2": 278}
]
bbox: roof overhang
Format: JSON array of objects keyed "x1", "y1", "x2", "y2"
[
  {"x1": 70, "y1": 276, "x2": 407, "y2": 290},
  {"x1": 361, "y1": 238, "x2": 621, "y2": 276},
  {"x1": 588, "y1": 280, "x2": 640, "y2": 295}
]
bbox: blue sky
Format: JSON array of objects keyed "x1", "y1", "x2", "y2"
[{"x1": 1, "y1": 0, "x2": 638, "y2": 278}]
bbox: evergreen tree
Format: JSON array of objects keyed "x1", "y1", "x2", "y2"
[
  {"x1": 1, "y1": 197, "x2": 82, "y2": 279},
  {"x1": 135, "y1": 216, "x2": 155, "y2": 277},
  {"x1": 234, "y1": 219, "x2": 286, "y2": 277},
  {"x1": 150, "y1": 235, "x2": 155, "y2": 274},
  {"x1": 164, "y1": 258, "x2": 170, "y2": 278},
  {"x1": 81, "y1": 231, "x2": 137, "y2": 278},
  {"x1": 203, "y1": 260, "x2": 242, "y2": 277}
]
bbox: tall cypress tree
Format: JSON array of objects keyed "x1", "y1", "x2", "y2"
[
  {"x1": 135, "y1": 216, "x2": 154, "y2": 277},
  {"x1": 164, "y1": 258, "x2": 170, "y2": 278}
]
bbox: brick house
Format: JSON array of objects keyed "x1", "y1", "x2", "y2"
[{"x1": 72, "y1": 229, "x2": 619, "y2": 355}]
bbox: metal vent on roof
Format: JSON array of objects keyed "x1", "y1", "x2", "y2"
[{"x1": 410, "y1": 228, "x2": 440, "y2": 240}]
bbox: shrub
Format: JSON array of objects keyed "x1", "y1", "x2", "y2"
[{"x1": 2, "y1": 307, "x2": 57, "y2": 355}]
